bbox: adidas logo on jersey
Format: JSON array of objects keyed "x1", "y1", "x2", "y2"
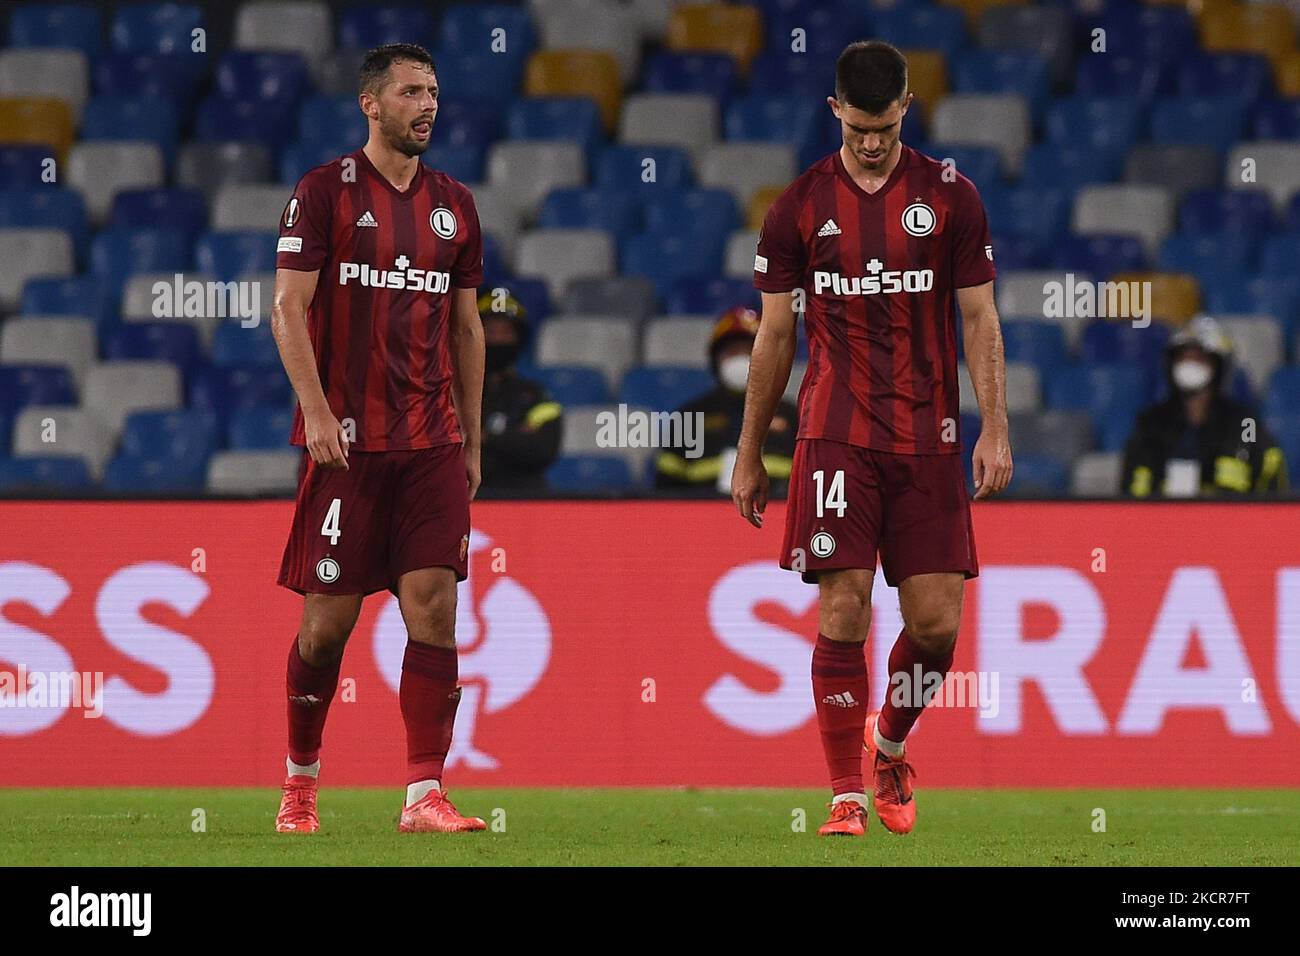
[
  {"x1": 356, "y1": 210, "x2": 378, "y2": 227},
  {"x1": 818, "y1": 218, "x2": 841, "y2": 237},
  {"x1": 821, "y1": 691, "x2": 859, "y2": 708}
]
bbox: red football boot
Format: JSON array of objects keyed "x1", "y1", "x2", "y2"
[
  {"x1": 275, "y1": 774, "x2": 319, "y2": 833},
  {"x1": 817, "y1": 799, "x2": 868, "y2": 836},
  {"x1": 398, "y1": 789, "x2": 487, "y2": 833},
  {"x1": 863, "y1": 711, "x2": 917, "y2": 834}
]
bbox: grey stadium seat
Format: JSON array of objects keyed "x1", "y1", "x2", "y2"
[
  {"x1": 0, "y1": 317, "x2": 97, "y2": 389},
  {"x1": 207, "y1": 450, "x2": 299, "y2": 495},
  {"x1": 311, "y1": 49, "x2": 366, "y2": 96},
  {"x1": 12, "y1": 406, "x2": 113, "y2": 479},
  {"x1": 536, "y1": 316, "x2": 637, "y2": 391},
  {"x1": 1071, "y1": 451, "x2": 1123, "y2": 498},
  {"x1": 1123, "y1": 144, "x2": 1219, "y2": 203},
  {"x1": 930, "y1": 94, "x2": 1031, "y2": 175},
  {"x1": 514, "y1": 229, "x2": 614, "y2": 302},
  {"x1": 486, "y1": 142, "x2": 585, "y2": 221},
  {"x1": 558, "y1": 403, "x2": 656, "y2": 479},
  {"x1": 82, "y1": 361, "x2": 182, "y2": 439},
  {"x1": 1226, "y1": 142, "x2": 1300, "y2": 211},
  {"x1": 1009, "y1": 409, "x2": 1095, "y2": 463},
  {"x1": 234, "y1": 2, "x2": 333, "y2": 60},
  {"x1": 996, "y1": 271, "x2": 1098, "y2": 348},
  {"x1": 212, "y1": 184, "x2": 294, "y2": 232},
  {"x1": 699, "y1": 143, "x2": 797, "y2": 207},
  {"x1": 564, "y1": 276, "x2": 658, "y2": 327},
  {"x1": 642, "y1": 315, "x2": 714, "y2": 368},
  {"x1": 978, "y1": 6, "x2": 1074, "y2": 85},
  {"x1": 0, "y1": 229, "x2": 74, "y2": 311},
  {"x1": 619, "y1": 94, "x2": 719, "y2": 164},
  {"x1": 724, "y1": 229, "x2": 761, "y2": 279},
  {"x1": 1219, "y1": 315, "x2": 1284, "y2": 393},
  {"x1": 537, "y1": 2, "x2": 641, "y2": 83},
  {"x1": 67, "y1": 142, "x2": 165, "y2": 224},
  {"x1": 178, "y1": 142, "x2": 272, "y2": 200},
  {"x1": 961, "y1": 360, "x2": 1041, "y2": 414},
  {"x1": 0, "y1": 48, "x2": 88, "y2": 122},
  {"x1": 466, "y1": 183, "x2": 524, "y2": 262},
  {"x1": 1072, "y1": 184, "x2": 1175, "y2": 259},
  {"x1": 120, "y1": 272, "x2": 222, "y2": 343}
]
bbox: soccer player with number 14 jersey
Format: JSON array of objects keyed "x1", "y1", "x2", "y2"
[{"x1": 732, "y1": 41, "x2": 1014, "y2": 837}]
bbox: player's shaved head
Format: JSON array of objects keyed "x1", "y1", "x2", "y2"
[
  {"x1": 360, "y1": 43, "x2": 436, "y2": 95},
  {"x1": 835, "y1": 41, "x2": 908, "y2": 114}
]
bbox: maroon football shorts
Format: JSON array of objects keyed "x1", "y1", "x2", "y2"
[
  {"x1": 278, "y1": 443, "x2": 470, "y2": 596},
  {"x1": 780, "y1": 438, "x2": 978, "y2": 587}
]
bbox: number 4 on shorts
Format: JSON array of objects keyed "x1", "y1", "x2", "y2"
[
  {"x1": 321, "y1": 497, "x2": 342, "y2": 545},
  {"x1": 813, "y1": 469, "x2": 846, "y2": 518}
]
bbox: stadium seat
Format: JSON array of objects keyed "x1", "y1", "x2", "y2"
[
  {"x1": 642, "y1": 188, "x2": 738, "y2": 249},
  {"x1": 308, "y1": 49, "x2": 366, "y2": 96},
  {"x1": 0, "y1": 144, "x2": 52, "y2": 186},
  {"x1": 1123, "y1": 144, "x2": 1220, "y2": 204},
  {"x1": 619, "y1": 366, "x2": 714, "y2": 410},
  {"x1": 10, "y1": 4, "x2": 104, "y2": 61},
  {"x1": 525, "y1": 51, "x2": 622, "y2": 134},
  {"x1": 118, "y1": 273, "x2": 223, "y2": 344},
  {"x1": 233, "y1": 2, "x2": 333, "y2": 60},
  {"x1": 211, "y1": 320, "x2": 280, "y2": 368},
  {"x1": 297, "y1": 94, "x2": 368, "y2": 152},
  {"x1": 486, "y1": 141, "x2": 585, "y2": 220},
  {"x1": 984, "y1": 186, "x2": 1070, "y2": 249},
  {"x1": 0, "y1": 228, "x2": 73, "y2": 311},
  {"x1": 563, "y1": 276, "x2": 657, "y2": 327},
  {"x1": 643, "y1": 51, "x2": 738, "y2": 100},
  {"x1": 1226, "y1": 142, "x2": 1300, "y2": 213},
  {"x1": 9, "y1": 403, "x2": 111, "y2": 478},
  {"x1": 666, "y1": 4, "x2": 762, "y2": 74},
  {"x1": 1073, "y1": 185, "x2": 1176, "y2": 259},
  {"x1": 1177, "y1": 53, "x2": 1272, "y2": 106},
  {"x1": 189, "y1": 365, "x2": 292, "y2": 419},
  {"x1": 872, "y1": 5, "x2": 967, "y2": 59},
  {"x1": 67, "y1": 141, "x2": 166, "y2": 225},
  {"x1": 697, "y1": 143, "x2": 796, "y2": 208},
  {"x1": 1044, "y1": 96, "x2": 1142, "y2": 155},
  {"x1": 1074, "y1": 53, "x2": 1173, "y2": 104},
  {"x1": 441, "y1": 4, "x2": 536, "y2": 54},
  {"x1": 0, "y1": 97, "x2": 75, "y2": 160},
  {"x1": 594, "y1": 143, "x2": 693, "y2": 192},
  {"x1": 82, "y1": 360, "x2": 182, "y2": 437},
  {"x1": 641, "y1": 316, "x2": 714, "y2": 369},
  {"x1": 0, "y1": 364, "x2": 77, "y2": 415},
  {"x1": 206, "y1": 449, "x2": 299, "y2": 495},
  {"x1": 178, "y1": 142, "x2": 273, "y2": 200},
  {"x1": 951, "y1": 50, "x2": 1051, "y2": 122},
  {"x1": 0, "y1": 317, "x2": 96, "y2": 389},
  {"x1": 532, "y1": 366, "x2": 611, "y2": 407},
  {"x1": 211, "y1": 184, "x2": 292, "y2": 232},
  {"x1": 622, "y1": 230, "x2": 724, "y2": 302},
  {"x1": 1020, "y1": 143, "x2": 1121, "y2": 194},
  {"x1": 195, "y1": 96, "x2": 297, "y2": 154},
  {"x1": 930, "y1": 94, "x2": 1031, "y2": 175},
  {"x1": 1158, "y1": 234, "x2": 1252, "y2": 288},
  {"x1": 468, "y1": 184, "x2": 523, "y2": 261},
  {"x1": 101, "y1": 322, "x2": 204, "y2": 378},
  {"x1": 110, "y1": 188, "x2": 208, "y2": 244},
  {"x1": 103, "y1": 452, "x2": 208, "y2": 493},
  {"x1": 91, "y1": 229, "x2": 191, "y2": 297},
  {"x1": 1080, "y1": 321, "x2": 1171, "y2": 376},
  {"x1": 960, "y1": 361, "x2": 1040, "y2": 414},
  {"x1": 977, "y1": 6, "x2": 1073, "y2": 84},
  {"x1": 0, "y1": 186, "x2": 89, "y2": 261},
  {"x1": 996, "y1": 270, "x2": 1094, "y2": 347},
  {"x1": 227, "y1": 405, "x2": 295, "y2": 449},
  {"x1": 723, "y1": 93, "x2": 819, "y2": 149},
  {"x1": 429, "y1": 48, "x2": 526, "y2": 107},
  {"x1": 1150, "y1": 96, "x2": 1248, "y2": 155},
  {"x1": 515, "y1": 228, "x2": 615, "y2": 302},
  {"x1": 536, "y1": 317, "x2": 637, "y2": 392},
  {"x1": 1091, "y1": 4, "x2": 1196, "y2": 67},
  {"x1": 722, "y1": 228, "x2": 760, "y2": 280},
  {"x1": 111, "y1": 3, "x2": 205, "y2": 55},
  {"x1": 1178, "y1": 189, "x2": 1275, "y2": 236},
  {"x1": 1051, "y1": 234, "x2": 1146, "y2": 279},
  {"x1": 665, "y1": 276, "x2": 757, "y2": 316},
  {"x1": 1070, "y1": 451, "x2": 1122, "y2": 498},
  {"x1": 119, "y1": 408, "x2": 218, "y2": 463},
  {"x1": 1000, "y1": 320, "x2": 1069, "y2": 375},
  {"x1": 1004, "y1": 454, "x2": 1070, "y2": 498},
  {"x1": 1107, "y1": 272, "x2": 1200, "y2": 327},
  {"x1": 547, "y1": 453, "x2": 633, "y2": 493},
  {"x1": 336, "y1": 3, "x2": 437, "y2": 50},
  {"x1": 1044, "y1": 363, "x2": 1148, "y2": 451},
  {"x1": 1253, "y1": 97, "x2": 1300, "y2": 141},
  {"x1": 0, "y1": 456, "x2": 92, "y2": 492},
  {"x1": 1009, "y1": 409, "x2": 1095, "y2": 463},
  {"x1": 21, "y1": 276, "x2": 113, "y2": 329},
  {"x1": 747, "y1": 50, "x2": 837, "y2": 99},
  {"x1": 195, "y1": 232, "x2": 278, "y2": 283},
  {"x1": 618, "y1": 94, "x2": 718, "y2": 163},
  {"x1": 507, "y1": 97, "x2": 603, "y2": 158},
  {"x1": 94, "y1": 52, "x2": 206, "y2": 109},
  {"x1": 746, "y1": 186, "x2": 783, "y2": 231},
  {"x1": 927, "y1": 144, "x2": 1002, "y2": 195},
  {"x1": 1218, "y1": 316, "x2": 1285, "y2": 394},
  {"x1": 81, "y1": 93, "x2": 179, "y2": 162},
  {"x1": 537, "y1": 2, "x2": 640, "y2": 84},
  {"x1": 0, "y1": 49, "x2": 88, "y2": 123}
]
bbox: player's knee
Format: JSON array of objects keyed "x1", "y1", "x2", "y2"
[
  {"x1": 297, "y1": 618, "x2": 352, "y2": 666},
  {"x1": 821, "y1": 585, "x2": 872, "y2": 638},
  {"x1": 904, "y1": 611, "x2": 959, "y2": 656},
  {"x1": 399, "y1": 576, "x2": 457, "y2": 641}
]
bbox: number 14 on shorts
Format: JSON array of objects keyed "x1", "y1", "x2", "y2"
[{"x1": 813, "y1": 469, "x2": 846, "y2": 518}]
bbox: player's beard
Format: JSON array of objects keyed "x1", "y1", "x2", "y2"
[{"x1": 380, "y1": 110, "x2": 431, "y2": 157}]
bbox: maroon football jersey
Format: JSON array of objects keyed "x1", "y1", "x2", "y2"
[
  {"x1": 754, "y1": 145, "x2": 995, "y2": 454},
  {"x1": 276, "y1": 148, "x2": 483, "y2": 450}
]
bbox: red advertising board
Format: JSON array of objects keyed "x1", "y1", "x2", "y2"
[{"x1": 1, "y1": 501, "x2": 1298, "y2": 787}]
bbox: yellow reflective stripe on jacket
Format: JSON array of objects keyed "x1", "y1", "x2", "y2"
[
  {"x1": 525, "y1": 401, "x2": 562, "y2": 428},
  {"x1": 1257, "y1": 446, "x2": 1287, "y2": 491},
  {"x1": 763, "y1": 453, "x2": 793, "y2": 479},
  {"x1": 1130, "y1": 465, "x2": 1153, "y2": 497},
  {"x1": 1213, "y1": 455, "x2": 1251, "y2": 492},
  {"x1": 656, "y1": 451, "x2": 722, "y2": 481}
]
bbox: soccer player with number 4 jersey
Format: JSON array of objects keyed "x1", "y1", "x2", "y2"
[
  {"x1": 270, "y1": 44, "x2": 487, "y2": 834},
  {"x1": 732, "y1": 41, "x2": 1014, "y2": 837}
]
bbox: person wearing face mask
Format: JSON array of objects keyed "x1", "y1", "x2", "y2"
[
  {"x1": 655, "y1": 306, "x2": 797, "y2": 494},
  {"x1": 1121, "y1": 314, "x2": 1287, "y2": 498},
  {"x1": 477, "y1": 291, "x2": 563, "y2": 493}
]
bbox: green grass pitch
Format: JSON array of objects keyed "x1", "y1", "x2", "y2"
[{"x1": 2, "y1": 788, "x2": 1296, "y2": 866}]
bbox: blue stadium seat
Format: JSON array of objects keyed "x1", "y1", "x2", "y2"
[
  {"x1": 211, "y1": 321, "x2": 279, "y2": 368},
  {"x1": 120, "y1": 409, "x2": 219, "y2": 462},
  {"x1": 110, "y1": 188, "x2": 208, "y2": 243},
  {"x1": 215, "y1": 51, "x2": 310, "y2": 108},
  {"x1": 1289, "y1": 195, "x2": 1300, "y2": 233},
  {"x1": 1051, "y1": 234, "x2": 1146, "y2": 277},
  {"x1": 94, "y1": 52, "x2": 206, "y2": 108},
  {"x1": 103, "y1": 453, "x2": 207, "y2": 493},
  {"x1": 984, "y1": 186, "x2": 1069, "y2": 248},
  {"x1": 666, "y1": 277, "x2": 759, "y2": 315},
  {"x1": 595, "y1": 145, "x2": 693, "y2": 192},
  {"x1": 1202, "y1": 277, "x2": 1300, "y2": 335},
  {"x1": 195, "y1": 231, "x2": 277, "y2": 283},
  {"x1": 1253, "y1": 98, "x2": 1300, "y2": 140},
  {"x1": 0, "y1": 457, "x2": 93, "y2": 492},
  {"x1": 924, "y1": 145, "x2": 1003, "y2": 195},
  {"x1": 1075, "y1": 54, "x2": 1173, "y2": 103},
  {"x1": 538, "y1": 187, "x2": 641, "y2": 235},
  {"x1": 872, "y1": 5, "x2": 966, "y2": 58},
  {"x1": 1000, "y1": 320, "x2": 1069, "y2": 375},
  {"x1": 1178, "y1": 189, "x2": 1275, "y2": 236},
  {"x1": 297, "y1": 95, "x2": 369, "y2": 152},
  {"x1": 227, "y1": 405, "x2": 295, "y2": 449},
  {"x1": 1158, "y1": 233, "x2": 1254, "y2": 286},
  {"x1": 506, "y1": 98, "x2": 603, "y2": 158},
  {"x1": 439, "y1": 4, "x2": 535, "y2": 56},
  {"x1": 1005, "y1": 454, "x2": 1069, "y2": 497},
  {"x1": 429, "y1": 50, "x2": 524, "y2": 107},
  {"x1": 644, "y1": 52, "x2": 738, "y2": 99},
  {"x1": 1267, "y1": 367, "x2": 1300, "y2": 415},
  {"x1": 952, "y1": 50, "x2": 1051, "y2": 119},
  {"x1": 748, "y1": 51, "x2": 837, "y2": 99},
  {"x1": 1177, "y1": 54, "x2": 1272, "y2": 106},
  {"x1": 337, "y1": 3, "x2": 437, "y2": 50},
  {"x1": 724, "y1": 94, "x2": 820, "y2": 148},
  {"x1": 641, "y1": 189, "x2": 738, "y2": 246},
  {"x1": 988, "y1": 233, "x2": 1048, "y2": 271},
  {"x1": 1090, "y1": 5, "x2": 1197, "y2": 66},
  {"x1": 189, "y1": 365, "x2": 292, "y2": 418},
  {"x1": 1264, "y1": 410, "x2": 1300, "y2": 477},
  {"x1": 1045, "y1": 362, "x2": 1149, "y2": 451},
  {"x1": 546, "y1": 454, "x2": 632, "y2": 493},
  {"x1": 196, "y1": 97, "x2": 297, "y2": 153},
  {"x1": 0, "y1": 366, "x2": 77, "y2": 414},
  {"x1": 621, "y1": 232, "x2": 725, "y2": 302},
  {"x1": 10, "y1": 3, "x2": 103, "y2": 61},
  {"x1": 0, "y1": 409, "x2": 11, "y2": 455},
  {"x1": 1044, "y1": 96, "x2": 1143, "y2": 154},
  {"x1": 487, "y1": 275, "x2": 550, "y2": 327},
  {"x1": 1020, "y1": 143, "x2": 1122, "y2": 194},
  {"x1": 102, "y1": 323, "x2": 204, "y2": 378},
  {"x1": 1259, "y1": 233, "x2": 1300, "y2": 281},
  {"x1": 433, "y1": 101, "x2": 502, "y2": 151},
  {"x1": 1149, "y1": 96, "x2": 1247, "y2": 155},
  {"x1": 480, "y1": 234, "x2": 508, "y2": 287},
  {"x1": 0, "y1": 187, "x2": 89, "y2": 262},
  {"x1": 22, "y1": 276, "x2": 115, "y2": 329},
  {"x1": 533, "y1": 366, "x2": 610, "y2": 406},
  {"x1": 0, "y1": 146, "x2": 53, "y2": 188},
  {"x1": 424, "y1": 144, "x2": 483, "y2": 183},
  {"x1": 279, "y1": 141, "x2": 353, "y2": 184},
  {"x1": 619, "y1": 366, "x2": 715, "y2": 410},
  {"x1": 80, "y1": 95, "x2": 179, "y2": 166},
  {"x1": 91, "y1": 228, "x2": 192, "y2": 296},
  {"x1": 1079, "y1": 321, "x2": 1171, "y2": 373},
  {"x1": 111, "y1": 3, "x2": 204, "y2": 55},
  {"x1": 762, "y1": 4, "x2": 870, "y2": 59}
]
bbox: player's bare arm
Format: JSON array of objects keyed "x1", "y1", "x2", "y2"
[
  {"x1": 450, "y1": 285, "x2": 485, "y2": 500},
  {"x1": 958, "y1": 280, "x2": 1012, "y2": 499},
  {"x1": 731, "y1": 290, "x2": 798, "y2": 527},
  {"x1": 271, "y1": 266, "x2": 350, "y2": 470}
]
